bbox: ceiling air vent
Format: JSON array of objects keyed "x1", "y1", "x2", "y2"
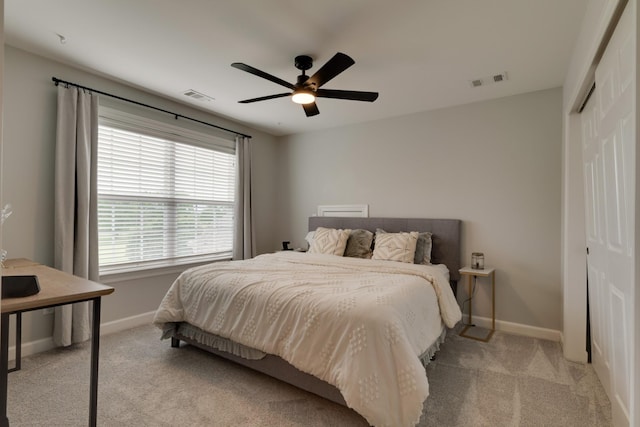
[
  {"x1": 183, "y1": 89, "x2": 214, "y2": 102},
  {"x1": 469, "y1": 72, "x2": 508, "y2": 88},
  {"x1": 493, "y1": 72, "x2": 507, "y2": 82}
]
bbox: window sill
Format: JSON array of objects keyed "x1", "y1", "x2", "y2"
[{"x1": 99, "y1": 256, "x2": 231, "y2": 284}]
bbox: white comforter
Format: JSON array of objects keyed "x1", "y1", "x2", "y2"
[{"x1": 153, "y1": 252, "x2": 461, "y2": 427}]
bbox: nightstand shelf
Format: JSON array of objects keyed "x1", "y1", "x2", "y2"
[{"x1": 458, "y1": 266, "x2": 496, "y2": 342}]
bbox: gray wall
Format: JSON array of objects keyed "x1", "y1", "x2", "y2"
[
  {"x1": 2, "y1": 46, "x2": 279, "y2": 343},
  {"x1": 2, "y1": 44, "x2": 564, "y2": 344},
  {"x1": 275, "y1": 88, "x2": 563, "y2": 331}
]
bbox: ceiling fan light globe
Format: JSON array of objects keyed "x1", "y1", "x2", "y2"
[{"x1": 291, "y1": 91, "x2": 315, "y2": 105}]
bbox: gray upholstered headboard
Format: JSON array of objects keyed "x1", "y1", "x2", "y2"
[{"x1": 308, "y1": 217, "x2": 462, "y2": 287}]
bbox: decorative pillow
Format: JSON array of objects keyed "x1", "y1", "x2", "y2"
[
  {"x1": 308, "y1": 227, "x2": 351, "y2": 256},
  {"x1": 414, "y1": 231, "x2": 433, "y2": 264},
  {"x1": 305, "y1": 231, "x2": 315, "y2": 249},
  {"x1": 372, "y1": 231, "x2": 419, "y2": 263},
  {"x1": 344, "y1": 229, "x2": 374, "y2": 258}
]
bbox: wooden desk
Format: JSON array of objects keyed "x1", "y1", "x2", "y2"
[{"x1": 1, "y1": 259, "x2": 114, "y2": 427}]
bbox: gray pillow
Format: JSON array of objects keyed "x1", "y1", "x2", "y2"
[
  {"x1": 344, "y1": 229, "x2": 374, "y2": 258},
  {"x1": 414, "y1": 231, "x2": 433, "y2": 264}
]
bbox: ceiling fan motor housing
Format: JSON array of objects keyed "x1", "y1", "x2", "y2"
[{"x1": 297, "y1": 74, "x2": 310, "y2": 86}]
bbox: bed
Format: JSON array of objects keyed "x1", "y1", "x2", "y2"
[{"x1": 153, "y1": 217, "x2": 462, "y2": 427}]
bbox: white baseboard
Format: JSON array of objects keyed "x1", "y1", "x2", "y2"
[
  {"x1": 100, "y1": 311, "x2": 156, "y2": 336},
  {"x1": 11, "y1": 311, "x2": 560, "y2": 361},
  {"x1": 8, "y1": 311, "x2": 156, "y2": 362},
  {"x1": 461, "y1": 314, "x2": 561, "y2": 342},
  {"x1": 8, "y1": 337, "x2": 55, "y2": 363}
]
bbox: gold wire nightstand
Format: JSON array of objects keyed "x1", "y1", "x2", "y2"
[{"x1": 458, "y1": 266, "x2": 496, "y2": 342}]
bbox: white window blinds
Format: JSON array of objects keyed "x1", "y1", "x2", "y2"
[{"x1": 97, "y1": 116, "x2": 235, "y2": 274}]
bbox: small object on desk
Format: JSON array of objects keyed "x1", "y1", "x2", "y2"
[
  {"x1": 282, "y1": 241, "x2": 292, "y2": 251},
  {"x1": 458, "y1": 266, "x2": 496, "y2": 342},
  {"x1": 1, "y1": 275, "x2": 40, "y2": 299}
]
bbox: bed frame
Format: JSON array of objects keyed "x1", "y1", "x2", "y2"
[{"x1": 170, "y1": 217, "x2": 462, "y2": 407}]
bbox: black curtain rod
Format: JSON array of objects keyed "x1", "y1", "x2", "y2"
[{"x1": 52, "y1": 77, "x2": 252, "y2": 139}]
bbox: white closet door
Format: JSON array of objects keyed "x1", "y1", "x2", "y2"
[
  {"x1": 582, "y1": 85, "x2": 611, "y2": 395},
  {"x1": 581, "y1": 2, "x2": 635, "y2": 426}
]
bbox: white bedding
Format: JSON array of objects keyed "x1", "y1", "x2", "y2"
[{"x1": 153, "y1": 251, "x2": 461, "y2": 427}]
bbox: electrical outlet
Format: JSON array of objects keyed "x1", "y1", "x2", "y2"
[{"x1": 42, "y1": 308, "x2": 54, "y2": 315}]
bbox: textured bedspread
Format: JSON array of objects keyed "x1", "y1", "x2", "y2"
[{"x1": 154, "y1": 252, "x2": 461, "y2": 427}]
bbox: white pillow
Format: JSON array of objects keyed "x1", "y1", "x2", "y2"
[
  {"x1": 308, "y1": 227, "x2": 351, "y2": 256},
  {"x1": 372, "y1": 231, "x2": 419, "y2": 263},
  {"x1": 305, "y1": 231, "x2": 315, "y2": 248}
]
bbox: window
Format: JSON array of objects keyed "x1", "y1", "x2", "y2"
[{"x1": 97, "y1": 109, "x2": 236, "y2": 275}]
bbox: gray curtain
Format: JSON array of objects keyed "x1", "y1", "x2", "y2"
[
  {"x1": 53, "y1": 85, "x2": 100, "y2": 347},
  {"x1": 232, "y1": 135, "x2": 255, "y2": 260}
]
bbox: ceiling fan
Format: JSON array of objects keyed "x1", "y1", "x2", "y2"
[{"x1": 231, "y1": 52, "x2": 378, "y2": 117}]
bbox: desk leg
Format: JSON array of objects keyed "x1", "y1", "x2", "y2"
[
  {"x1": 1, "y1": 313, "x2": 10, "y2": 427},
  {"x1": 89, "y1": 297, "x2": 101, "y2": 427},
  {"x1": 8, "y1": 314, "x2": 21, "y2": 373}
]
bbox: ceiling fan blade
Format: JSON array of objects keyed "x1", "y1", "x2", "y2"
[
  {"x1": 316, "y1": 89, "x2": 379, "y2": 102},
  {"x1": 302, "y1": 102, "x2": 320, "y2": 117},
  {"x1": 231, "y1": 62, "x2": 295, "y2": 90},
  {"x1": 306, "y1": 52, "x2": 355, "y2": 89},
  {"x1": 238, "y1": 93, "x2": 291, "y2": 104}
]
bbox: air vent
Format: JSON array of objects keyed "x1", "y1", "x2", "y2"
[
  {"x1": 183, "y1": 89, "x2": 214, "y2": 102},
  {"x1": 493, "y1": 72, "x2": 507, "y2": 82},
  {"x1": 469, "y1": 72, "x2": 508, "y2": 88}
]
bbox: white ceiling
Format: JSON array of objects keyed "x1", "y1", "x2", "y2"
[{"x1": 5, "y1": 0, "x2": 586, "y2": 136}]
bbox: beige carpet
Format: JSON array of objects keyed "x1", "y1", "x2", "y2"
[{"x1": 7, "y1": 324, "x2": 611, "y2": 426}]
